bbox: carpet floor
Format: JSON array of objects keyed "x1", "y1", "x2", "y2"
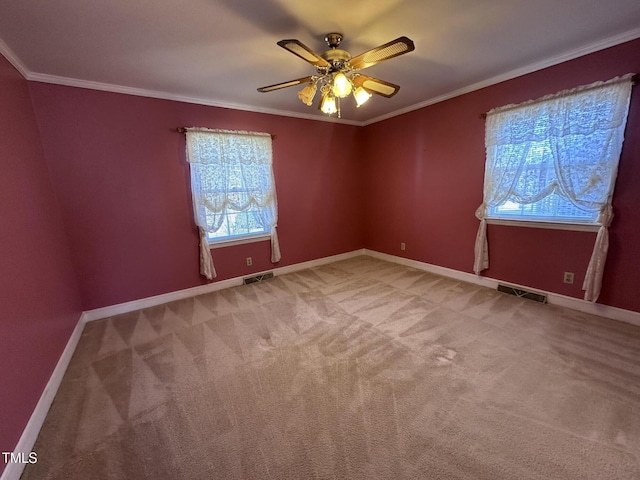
[{"x1": 22, "y1": 256, "x2": 640, "y2": 479}]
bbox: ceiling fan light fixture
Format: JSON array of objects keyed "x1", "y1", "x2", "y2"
[
  {"x1": 353, "y1": 86, "x2": 372, "y2": 107},
  {"x1": 258, "y1": 34, "x2": 415, "y2": 117},
  {"x1": 320, "y1": 92, "x2": 337, "y2": 115},
  {"x1": 332, "y1": 72, "x2": 352, "y2": 98},
  {"x1": 297, "y1": 82, "x2": 317, "y2": 106}
]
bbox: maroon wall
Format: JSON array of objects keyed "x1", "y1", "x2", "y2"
[
  {"x1": 3, "y1": 33, "x2": 638, "y2": 478},
  {"x1": 0, "y1": 56, "x2": 82, "y2": 468},
  {"x1": 362, "y1": 38, "x2": 640, "y2": 313},
  {"x1": 28, "y1": 84, "x2": 365, "y2": 310}
]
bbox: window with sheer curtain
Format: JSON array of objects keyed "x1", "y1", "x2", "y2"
[
  {"x1": 474, "y1": 74, "x2": 634, "y2": 302},
  {"x1": 185, "y1": 128, "x2": 280, "y2": 280}
]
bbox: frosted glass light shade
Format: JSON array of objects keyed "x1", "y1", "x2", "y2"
[
  {"x1": 320, "y1": 94, "x2": 337, "y2": 114},
  {"x1": 297, "y1": 83, "x2": 317, "y2": 106},
  {"x1": 354, "y1": 86, "x2": 372, "y2": 107},
  {"x1": 332, "y1": 72, "x2": 352, "y2": 98}
]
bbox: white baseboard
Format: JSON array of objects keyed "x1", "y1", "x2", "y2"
[
  {"x1": 83, "y1": 249, "x2": 367, "y2": 322},
  {"x1": 3, "y1": 247, "x2": 639, "y2": 480},
  {"x1": 84, "y1": 247, "x2": 640, "y2": 327},
  {"x1": 1, "y1": 313, "x2": 87, "y2": 480},
  {"x1": 364, "y1": 249, "x2": 640, "y2": 327},
  {"x1": 2, "y1": 250, "x2": 366, "y2": 479}
]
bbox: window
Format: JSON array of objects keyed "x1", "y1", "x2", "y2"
[
  {"x1": 474, "y1": 74, "x2": 634, "y2": 302},
  {"x1": 482, "y1": 79, "x2": 632, "y2": 226},
  {"x1": 205, "y1": 206, "x2": 268, "y2": 243},
  {"x1": 185, "y1": 128, "x2": 281, "y2": 279},
  {"x1": 487, "y1": 139, "x2": 598, "y2": 224},
  {"x1": 201, "y1": 160, "x2": 273, "y2": 244}
]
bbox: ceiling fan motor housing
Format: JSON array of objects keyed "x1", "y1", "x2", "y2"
[
  {"x1": 321, "y1": 33, "x2": 351, "y2": 71},
  {"x1": 321, "y1": 48, "x2": 352, "y2": 71}
]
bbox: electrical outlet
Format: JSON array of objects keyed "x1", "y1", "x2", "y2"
[
  {"x1": 563, "y1": 272, "x2": 574, "y2": 284},
  {"x1": 246, "y1": 257, "x2": 252, "y2": 266},
  {"x1": 401, "y1": 242, "x2": 406, "y2": 251}
]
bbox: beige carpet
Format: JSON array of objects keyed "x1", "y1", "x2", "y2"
[{"x1": 22, "y1": 256, "x2": 640, "y2": 479}]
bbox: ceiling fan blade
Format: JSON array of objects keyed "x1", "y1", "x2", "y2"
[
  {"x1": 277, "y1": 39, "x2": 330, "y2": 68},
  {"x1": 349, "y1": 36, "x2": 415, "y2": 70},
  {"x1": 257, "y1": 76, "x2": 314, "y2": 93},
  {"x1": 352, "y1": 75, "x2": 400, "y2": 98}
]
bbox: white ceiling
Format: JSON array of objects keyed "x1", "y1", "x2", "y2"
[{"x1": 1, "y1": 0, "x2": 640, "y2": 125}]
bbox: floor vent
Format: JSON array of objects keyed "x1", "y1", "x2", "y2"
[
  {"x1": 497, "y1": 284, "x2": 547, "y2": 304},
  {"x1": 243, "y1": 272, "x2": 274, "y2": 285}
]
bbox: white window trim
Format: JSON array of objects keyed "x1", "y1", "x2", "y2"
[
  {"x1": 486, "y1": 217, "x2": 600, "y2": 232},
  {"x1": 208, "y1": 232, "x2": 271, "y2": 249}
]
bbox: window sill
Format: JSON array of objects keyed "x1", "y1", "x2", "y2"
[
  {"x1": 208, "y1": 233, "x2": 271, "y2": 249},
  {"x1": 486, "y1": 218, "x2": 600, "y2": 232}
]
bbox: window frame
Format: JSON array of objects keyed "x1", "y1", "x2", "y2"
[
  {"x1": 485, "y1": 217, "x2": 600, "y2": 232},
  {"x1": 207, "y1": 232, "x2": 271, "y2": 248}
]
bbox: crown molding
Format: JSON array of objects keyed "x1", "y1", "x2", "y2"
[
  {"x1": 26, "y1": 72, "x2": 363, "y2": 126},
  {"x1": 362, "y1": 26, "x2": 640, "y2": 126},
  {"x1": 4, "y1": 26, "x2": 639, "y2": 128},
  {"x1": 0, "y1": 38, "x2": 29, "y2": 78}
]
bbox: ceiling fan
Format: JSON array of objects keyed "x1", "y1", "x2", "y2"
[{"x1": 257, "y1": 33, "x2": 415, "y2": 117}]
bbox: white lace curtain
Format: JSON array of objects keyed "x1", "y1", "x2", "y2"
[
  {"x1": 474, "y1": 74, "x2": 633, "y2": 302},
  {"x1": 186, "y1": 128, "x2": 281, "y2": 280}
]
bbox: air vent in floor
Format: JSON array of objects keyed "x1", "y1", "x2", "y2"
[
  {"x1": 497, "y1": 284, "x2": 547, "y2": 303},
  {"x1": 243, "y1": 272, "x2": 274, "y2": 285}
]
